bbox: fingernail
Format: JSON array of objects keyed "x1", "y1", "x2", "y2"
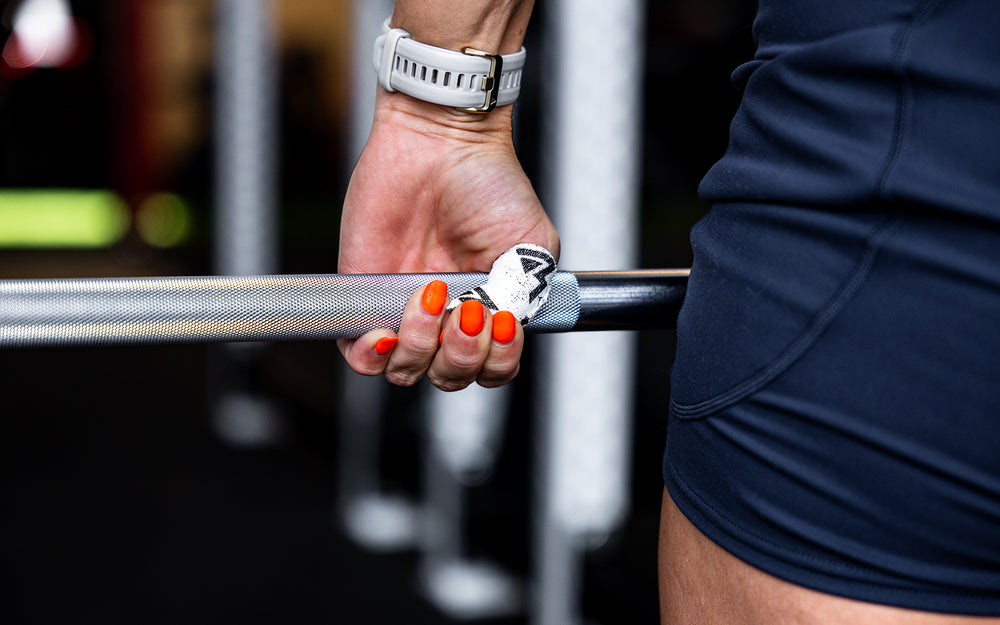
[
  {"x1": 375, "y1": 336, "x2": 398, "y2": 356},
  {"x1": 459, "y1": 300, "x2": 485, "y2": 337},
  {"x1": 422, "y1": 280, "x2": 448, "y2": 315},
  {"x1": 439, "y1": 329, "x2": 445, "y2": 346},
  {"x1": 492, "y1": 311, "x2": 517, "y2": 344}
]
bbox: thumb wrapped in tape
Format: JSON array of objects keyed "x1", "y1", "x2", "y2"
[{"x1": 447, "y1": 244, "x2": 557, "y2": 324}]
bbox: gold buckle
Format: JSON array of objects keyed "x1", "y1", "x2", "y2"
[{"x1": 457, "y1": 47, "x2": 503, "y2": 114}]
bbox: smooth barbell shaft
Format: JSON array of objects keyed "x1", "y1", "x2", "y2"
[{"x1": 0, "y1": 270, "x2": 688, "y2": 349}]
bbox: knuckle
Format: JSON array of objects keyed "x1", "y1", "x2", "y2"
[
  {"x1": 405, "y1": 334, "x2": 441, "y2": 360},
  {"x1": 445, "y1": 351, "x2": 485, "y2": 374},
  {"x1": 426, "y1": 370, "x2": 472, "y2": 393},
  {"x1": 477, "y1": 362, "x2": 519, "y2": 388},
  {"x1": 427, "y1": 369, "x2": 476, "y2": 393},
  {"x1": 383, "y1": 366, "x2": 423, "y2": 387},
  {"x1": 440, "y1": 379, "x2": 474, "y2": 393}
]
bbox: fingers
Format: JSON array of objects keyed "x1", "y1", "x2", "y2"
[
  {"x1": 384, "y1": 280, "x2": 452, "y2": 386},
  {"x1": 477, "y1": 310, "x2": 523, "y2": 388},
  {"x1": 336, "y1": 279, "x2": 448, "y2": 380},
  {"x1": 427, "y1": 300, "x2": 491, "y2": 391},
  {"x1": 427, "y1": 304, "x2": 524, "y2": 391},
  {"x1": 338, "y1": 281, "x2": 525, "y2": 391}
]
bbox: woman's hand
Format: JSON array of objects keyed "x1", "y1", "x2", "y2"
[{"x1": 337, "y1": 90, "x2": 559, "y2": 391}]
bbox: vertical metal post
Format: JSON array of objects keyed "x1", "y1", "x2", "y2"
[
  {"x1": 211, "y1": 0, "x2": 282, "y2": 446},
  {"x1": 337, "y1": 0, "x2": 417, "y2": 549},
  {"x1": 347, "y1": 0, "x2": 390, "y2": 166},
  {"x1": 420, "y1": 385, "x2": 521, "y2": 620},
  {"x1": 213, "y1": 0, "x2": 278, "y2": 277},
  {"x1": 535, "y1": 0, "x2": 646, "y2": 623}
]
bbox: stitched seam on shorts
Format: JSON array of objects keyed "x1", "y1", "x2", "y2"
[
  {"x1": 874, "y1": 0, "x2": 947, "y2": 201},
  {"x1": 670, "y1": 211, "x2": 901, "y2": 420},
  {"x1": 672, "y1": 1, "x2": 944, "y2": 422}
]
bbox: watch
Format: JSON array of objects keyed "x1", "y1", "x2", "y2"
[{"x1": 372, "y1": 18, "x2": 526, "y2": 113}]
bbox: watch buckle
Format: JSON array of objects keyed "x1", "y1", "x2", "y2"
[{"x1": 457, "y1": 48, "x2": 503, "y2": 114}]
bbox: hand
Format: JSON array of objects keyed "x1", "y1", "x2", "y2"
[{"x1": 337, "y1": 91, "x2": 559, "y2": 391}]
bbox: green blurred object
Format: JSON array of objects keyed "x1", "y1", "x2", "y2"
[
  {"x1": 135, "y1": 193, "x2": 192, "y2": 248},
  {"x1": 0, "y1": 190, "x2": 131, "y2": 248}
]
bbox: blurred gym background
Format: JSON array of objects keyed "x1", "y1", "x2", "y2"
[{"x1": 0, "y1": 1, "x2": 753, "y2": 623}]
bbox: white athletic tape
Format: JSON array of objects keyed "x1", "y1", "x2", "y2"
[{"x1": 447, "y1": 244, "x2": 557, "y2": 324}]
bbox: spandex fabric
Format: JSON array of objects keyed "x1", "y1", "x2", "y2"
[{"x1": 663, "y1": 0, "x2": 1000, "y2": 615}]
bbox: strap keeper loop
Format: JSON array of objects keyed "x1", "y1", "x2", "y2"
[{"x1": 376, "y1": 26, "x2": 410, "y2": 93}]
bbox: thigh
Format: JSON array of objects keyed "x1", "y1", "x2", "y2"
[{"x1": 657, "y1": 488, "x2": 1000, "y2": 625}]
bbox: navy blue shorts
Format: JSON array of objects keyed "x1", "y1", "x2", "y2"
[
  {"x1": 664, "y1": 202, "x2": 1000, "y2": 615},
  {"x1": 663, "y1": 0, "x2": 1000, "y2": 614}
]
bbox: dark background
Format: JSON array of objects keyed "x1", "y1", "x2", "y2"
[{"x1": 0, "y1": 1, "x2": 755, "y2": 623}]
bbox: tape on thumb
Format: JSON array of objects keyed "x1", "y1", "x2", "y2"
[{"x1": 447, "y1": 244, "x2": 557, "y2": 324}]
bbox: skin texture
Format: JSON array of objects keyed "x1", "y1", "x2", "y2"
[
  {"x1": 391, "y1": 0, "x2": 534, "y2": 55},
  {"x1": 658, "y1": 488, "x2": 1000, "y2": 625}
]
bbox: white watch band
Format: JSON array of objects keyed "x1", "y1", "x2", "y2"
[{"x1": 372, "y1": 18, "x2": 526, "y2": 113}]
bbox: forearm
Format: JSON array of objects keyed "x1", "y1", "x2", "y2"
[{"x1": 391, "y1": 0, "x2": 534, "y2": 56}]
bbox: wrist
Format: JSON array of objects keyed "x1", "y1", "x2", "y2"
[{"x1": 373, "y1": 87, "x2": 515, "y2": 146}]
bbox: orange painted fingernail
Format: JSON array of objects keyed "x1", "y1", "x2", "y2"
[
  {"x1": 492, "y1": 311, "x2": 517, "y2": 345},
  {"x1": 422, "y1": 280, "x2": 448, "y2": 315},
  {"x1": 375, "y1": 337, "x2": 398, "y2": 356},
  {"x1": 439, "y1": 329, "x2": 445, "y2": 346},
  {"x1": 459, "y1": 300, "x2": 485, "y2": 336}
]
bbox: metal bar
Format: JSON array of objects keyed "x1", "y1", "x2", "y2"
[
  {"x1": 0, "y1": 270, "x2": 687, "y2": 348},
  {"x1": 575, "y1": 269, "x2": 688, "y2": 330}
]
